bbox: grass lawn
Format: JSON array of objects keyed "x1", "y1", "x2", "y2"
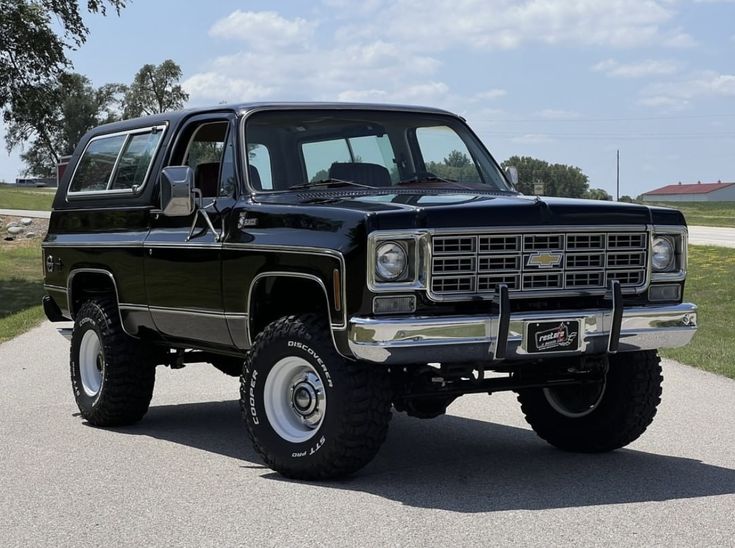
[
  {"x1": 646, "y1": 201, "x2": 735, "y2": 228},
  {"x1": 661, "y1": 245, "x2": 735, "y2": 379},
  {"x1": 0, "y1": 184, "x2": 55, "y2": 211},
  {"x1": 0, "y1": 242, "x2": 46, "y2": 343}
]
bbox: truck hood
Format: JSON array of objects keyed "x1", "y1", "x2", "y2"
[{"x1": 254, "y1": 190, "x2": 684, "y2": 230}]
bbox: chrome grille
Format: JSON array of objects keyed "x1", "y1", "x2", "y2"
[{"x1": 430, "y1": 229, "x2": 648, "y2": 298}]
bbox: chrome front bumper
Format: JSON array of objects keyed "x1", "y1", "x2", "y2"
[{"x1": 347, "y1": 303, "x2": 698, "y2": 364}]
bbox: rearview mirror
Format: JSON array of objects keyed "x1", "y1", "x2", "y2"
[
  {"x1": 505, "y1": 166, "x2": 519, "y2": 187},
  {"x1": 160, "y1": 166, "x2": 195, "y2": 217}
]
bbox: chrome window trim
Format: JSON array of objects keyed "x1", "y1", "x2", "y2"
[
  {"x1": 66, "y1": 123, "x2": 168, "y2": 199},
  {"x1": 368, "y1": 225, "x2": 655, "y2": 300},
  {"x1": 651, "y1": 225, "x2": 688, "y2": 282}
]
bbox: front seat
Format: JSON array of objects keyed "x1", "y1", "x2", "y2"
[{"x1": 329, "y1": 162, "x2": 392, "y2": 187}]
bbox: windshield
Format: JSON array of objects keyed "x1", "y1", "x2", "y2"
[{"x1": 244, "y1": 109, "x2": 512, "y2": 192}]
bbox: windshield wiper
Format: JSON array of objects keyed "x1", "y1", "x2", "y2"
[{"x1": 288, "y1": 178, "x2": 375, "y2": 190}]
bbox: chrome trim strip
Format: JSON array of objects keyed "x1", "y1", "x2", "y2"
[
  {"x1": 245, "y1": 270, "x2": 347, "y2": 334},
  {"x1": 66, "y1": 268, "x2": 135, "y2": 337},
  {"x1": 246, "y1": 271, "x2": 347, "y2": 357},
  {"x1": 347, "y1": 303, "x2": 698, "y2": 364},
  {"x1": 146, "y1": 305, "x2": 247, "y2": 319},
  {"x1": 145, "y1": 242, "x2": 221, "y2": 249},
  {"x1": 42, "y1": 241, "x2": 145, "y2": 248},
  {"x1": 226, "y1": 243, "x2": 347, "y2": 328},
  {"x1": 44, "y1": 284, "x2": 67, "y2": 292}
]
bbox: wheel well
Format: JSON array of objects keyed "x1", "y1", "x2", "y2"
[
  {"x1": 69, "y1": 271, "x2": 118, "y2": 319},
  {"x1": 249, "y1": 275, "x2": 330, "y2": 340}
]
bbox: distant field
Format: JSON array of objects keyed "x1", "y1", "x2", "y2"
[
  {"x1": 661, "y1": 245, "x2": 735, "y2": 379},
  {"x1": 646, "y1": 201, "x2": 735, "y2": 228},
  {"x1": 0, "y1": 184, "x2": 55, "y2": 211}
]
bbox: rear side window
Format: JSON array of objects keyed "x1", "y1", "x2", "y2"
[{"x1": 69, "y1": 125, "x2": 165, "y2": 194}]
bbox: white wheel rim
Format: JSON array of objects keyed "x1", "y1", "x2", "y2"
[
  {"x1": 263, "y1": 356, "x2": 326, "y2": 443},
  {"x1": 543, "y1": 380, "x2": 606, "y2": 418},
  {"x1": 79, "y1": 330, "x2": 104, "y2": 397}
]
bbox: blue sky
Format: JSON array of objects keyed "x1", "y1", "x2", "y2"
[{"x1": 1, "y1": 0, "x2": 734, "y2": 198}]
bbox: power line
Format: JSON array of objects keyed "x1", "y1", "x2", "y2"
[{"x1": 471, "y1": 113, "x2": 735, "y2": 123}]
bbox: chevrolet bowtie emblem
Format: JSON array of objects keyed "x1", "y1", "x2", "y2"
[{"x1": 527, "y1": 252, "x2": 562, "y2": 268}]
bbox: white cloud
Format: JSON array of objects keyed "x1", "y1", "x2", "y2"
[
  {"x1": 183, "y1": 73, "x2": 274, "y2": 103},
  {"x1": 593, "y1": 59, "x2": 680, "y2": 78},
  {"x1": 637, "y1": 95, "x2": 687, "y2": 109},
  {"x1": 536, "y1": 109, "x2": 580, "y2": 120},
  {"x1": 184, "y1": 38, "x2": 446, "y2": 105},
  {"x1": 330, "y1": 0, "x2": 694, "y2": 51},
  {"x1": 639, "y1": 70, "x2": 735, "y2": 108},
  {"x1": 209, "y1": 10, "x2": 315, "y2": 48},
  {"x1": 473, "y1": 89, "x2": 507, "y2": 101},
  {"x1": 510, "y1": 133, "x2": 554, "y2": 144},
  {"x1": 337, "y1": 82, "x2": 450, "y2": 104}
]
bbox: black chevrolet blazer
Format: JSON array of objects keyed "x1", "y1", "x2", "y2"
[{"x1": 42, "y1": 102, "x2": 698, "y2": 479}]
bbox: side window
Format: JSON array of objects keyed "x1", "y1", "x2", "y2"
[
  {"x1": 69, "y1": 134, "x2": 127, "y2": 192},
  {"x1": 184, "y1": 121, "x2": 228, "y2": 198},
  {"x1": 111, "y1": 131, "x2": 163, "y2": 190},
  {"x1": 69, "y1": 127, "x2": 164, "y2": 194},
  {"x1": 248, "y1": 144, "x2": 273, "y2": 190},
  {"x1": 416, "y1": 126, "x2": 481, "y2": 184}
]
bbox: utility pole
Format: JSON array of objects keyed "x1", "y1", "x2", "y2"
[{"x1": 616, "y1": 149, "x2": 620, "y2": 201}]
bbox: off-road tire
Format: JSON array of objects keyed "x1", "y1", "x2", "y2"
[
  {"x1": 70, "y1": 299, "x2": 155, "y2": 426},
  {"x1": 517, "y1": 350, "x2": 663, "y2": 452},
  {"x1": 241, "y1": 314, "x2": 392, "y2": 480}
]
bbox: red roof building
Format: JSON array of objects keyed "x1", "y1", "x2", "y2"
[{"x1": 640, "y1": 181, "x2": 735, "y2": 202}]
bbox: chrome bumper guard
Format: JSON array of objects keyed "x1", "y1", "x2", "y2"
[{"x1": 347, "y1": 302, "x2": 698, "y2": 365}]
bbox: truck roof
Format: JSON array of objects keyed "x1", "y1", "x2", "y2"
[{"x1": 89, "y1": 101, "x2": 461, "y2": 135}]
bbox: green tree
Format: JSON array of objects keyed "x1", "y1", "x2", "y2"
[
  {"x1": 6, "y1": 73, "x2": 124, "y2": 176},
  {"x1": 123, "y1": 60, "x2": 189, "y2": 118},
  {"x1": 501, "y1": 156, "x2": 590, "y2": 198},
  {"x1": 427, "y1": 149, "x2": 480, "y2": 183},
  {"x1": 1, "y1": 0, "x2": 125, "y2": 168},
  {"x1": 443, "y1": 150, "x2": 471, "y2": 168},
  {"x1": 585, "y1": 187, "x2": 612, "y2": 200},
  {"x1": 619, "y1": 195, "x2": 634, "y2": 203}
]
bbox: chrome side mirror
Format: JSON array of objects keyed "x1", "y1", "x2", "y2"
[
  {"x1": 505, "y1": 166, "x2": 519, "y2": 187},
  {"x1": 160, "y1": 166, "x2": 195, "y2": 217}
]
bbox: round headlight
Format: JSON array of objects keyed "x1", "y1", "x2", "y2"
[
  {"x1": 376, "y1": 242, "x2": 407, "y2": 281},
  {"x1": 652, "y1": 237, "x2": 674, "y2": 271}
]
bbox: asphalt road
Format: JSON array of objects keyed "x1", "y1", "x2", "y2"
[
  {"x1": 689, "y1": 225, "x2": 735, "y2": 248},
  {"x1": 1, "y1": 321, "x2": 734, "y2": 546},
  {"x1": 0, "y1": 208, "x2": 50, "y2": 219}
]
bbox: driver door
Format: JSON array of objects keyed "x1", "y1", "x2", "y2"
[{"x1": 144, "y1": 114, "x2": 238, "y2": 348}]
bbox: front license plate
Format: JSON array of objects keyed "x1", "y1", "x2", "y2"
[{"x1": 524, "y1": 320, "x2": 582, "y2": 353}]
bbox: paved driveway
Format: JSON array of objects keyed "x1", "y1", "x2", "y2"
[
  {"x1": 689, "y1": 225, "x2": 735, "y2": 248},
  {"x1": 1, "y1": 321, "x2": 733, "y2": 546}
]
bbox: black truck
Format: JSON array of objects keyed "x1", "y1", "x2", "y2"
[{"x1": 42, "y1": 103, "x2": 698, "y2": 479}]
